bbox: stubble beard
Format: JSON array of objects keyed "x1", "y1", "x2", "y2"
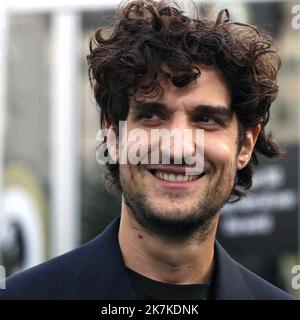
[{"x1": 120, "y1": 163, "x2": 237, "y2": 243}]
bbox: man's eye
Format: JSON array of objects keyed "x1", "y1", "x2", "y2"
[
  {"x1": 140, "y1": 112, "x2": 160, "y2": 120},
  {"x1": 196, "y1": 115, "x2": 219, "y2": 125}
]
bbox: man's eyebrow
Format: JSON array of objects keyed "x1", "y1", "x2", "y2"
[
  {"x1": 131, "y1": 102, "x2": 233, "y2": 119},
  {"x1": 191, "y1": 104, "x2": 233, "y2": 120}
]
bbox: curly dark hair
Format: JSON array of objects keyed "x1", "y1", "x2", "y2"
[{"x1": 87, "y1": 0, "x2": 284, "y2": 203}]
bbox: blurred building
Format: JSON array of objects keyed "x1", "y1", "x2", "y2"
[{"x1": 0, "y1": 0, "x2": 299, "y2": 298}]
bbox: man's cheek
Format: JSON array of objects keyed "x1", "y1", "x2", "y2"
[
  {"x1": 124, "y1": 164, "x2": 147, "y2": 183},
  {"x1": 204, "y1": 139, "x2": 233, "y2": 164}
]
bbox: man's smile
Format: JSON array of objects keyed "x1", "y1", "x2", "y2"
[{"x1": 141, "y1": 165, "x2": 206, "y2": 190}]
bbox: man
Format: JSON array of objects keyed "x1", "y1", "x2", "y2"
[{"x1": 0, "y1": 0, "x2": 293, "y2": 299}]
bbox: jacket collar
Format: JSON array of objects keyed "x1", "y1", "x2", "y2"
[
  {"x1": 68, "y1": 216, "x2": 253, "y2": 300},
  {"x1": 212, "y1": 241, "x2": 254, "y2": 300},
  {"x1": 67, "y1": 216, "x2": 136, "y2": 299}
]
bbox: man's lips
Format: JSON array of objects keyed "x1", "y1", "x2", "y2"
[
  {"x1": 143, "y1": 165, "x2": 205, "y2": 190},
  {"x1": 143, "y1": 165, "x2": 205, "y2": 176}
]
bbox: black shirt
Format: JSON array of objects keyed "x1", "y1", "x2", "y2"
[{"x1": 126, "y1": 267, "x2": 211, "y2": 300}]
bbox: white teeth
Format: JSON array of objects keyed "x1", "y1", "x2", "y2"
[
  {"x1": 176, "y1": 175, "x2": 183, "y2": 182},
  {"x1": 169, "y1": 174, "x2": 176, "y2": 181},
  {"x1": 153, "y1": 170, "x2": 201, "y2": 182}
]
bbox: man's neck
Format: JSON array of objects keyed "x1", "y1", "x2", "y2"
[{"x1": 118, "y1": 206, "x2": 219, "y2": 285}]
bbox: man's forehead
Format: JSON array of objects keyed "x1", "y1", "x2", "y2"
[
  {"x1": 130, "y1": 74, "x2": 231, "y2": 115},
  {"x1": 130, "y1": 64, "x2": 231, "y2": 108}
]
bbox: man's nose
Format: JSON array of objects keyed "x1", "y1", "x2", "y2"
[{"x1": 163, "y1": 116, "x2": 196, "y2": 163}]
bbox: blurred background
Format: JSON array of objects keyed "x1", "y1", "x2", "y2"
[{"x1": 0, "y1": 0, "x2": 299, "y2": 298}]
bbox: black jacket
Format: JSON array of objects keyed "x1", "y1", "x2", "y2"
[{"x1": 0, "y1": 216, "x2": 293, "y2": 300}]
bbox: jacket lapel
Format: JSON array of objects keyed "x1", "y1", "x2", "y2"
[
  {"x1": 212, "y1": 241, "x2": 254, "y2": 300},
  {"x1": 67, "y1": 216, "x2": 136, "y2": 299}
]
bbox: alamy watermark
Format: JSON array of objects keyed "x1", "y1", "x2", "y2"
[
  {"x1": 291, "y1": 265, "x2": 300, "y2": 290},
  {"x1": 291, "y1": 5, "x2": 300, "y2": 30},
  {"x1": 96, "y1": 121, "x2": 204, "y2": 175},
  {"x1": 0, "y1": 265, "x2": 6, "y2": 289}
]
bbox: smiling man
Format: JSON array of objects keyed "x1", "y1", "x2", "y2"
[
  {"x1": 0, "y1": 0, "x2": 293, "y2": 300},
  {"x1": 116, "y1": 65, "x2": 241, "y2": 298}
]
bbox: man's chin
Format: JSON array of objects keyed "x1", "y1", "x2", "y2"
[
  {"x1": 130, "y1": 207, "x2": 216, "y2": 243},
  {"x1": 147, "y1": 197, "x2": 200, "y2": 214},
  {"x1": 145, "y1": 208, "x2": 196, "y2": 221},
  {"x1": 122, "y1": 184, "x2": 218, "y2": 242}
]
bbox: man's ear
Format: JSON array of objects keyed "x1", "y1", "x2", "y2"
[{"x1": 237, "y1": 124, "x2": 261, "y2": 170}]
